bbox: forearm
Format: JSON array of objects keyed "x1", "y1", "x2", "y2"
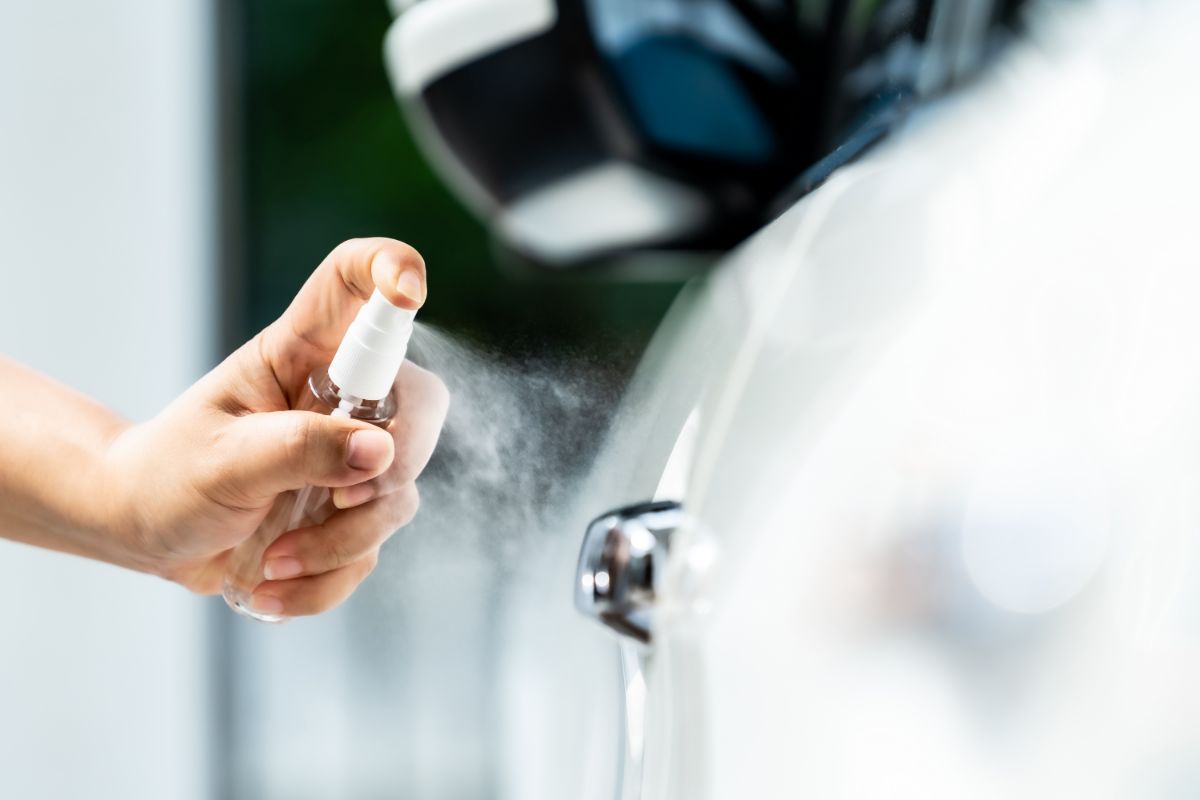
[{"x1": 0, "y1": 355, "x2": 135, "y2": 567}]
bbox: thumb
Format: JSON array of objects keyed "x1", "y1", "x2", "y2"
[{"x1": 217, "y1": 411, "x2": 395, "y2": 502}]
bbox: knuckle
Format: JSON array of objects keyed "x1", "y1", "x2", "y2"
[
  {"x1": 391, "y1": 448, "x2": 421, "y2": 485},
  {"x1": 409, "y1": 363, "x2": 450, "y2": 405},
  {"x1": 333, "y1": 237, "x2": 367, "y2": 257},
  {"x1": 286, "y1": 414, "x2": 317, "y2": 470},
  {"x1": 375, "y1": 465, "x2": 403, "y2": 494},
  {"x1": 325, "y1": 532, "x2": 357, "y2": 571},
  {"x1": 293, "y1": 560, "x2": 374, "y2": 617},
  {"x1": 430, "y1": 370, "x2": 450, "y2": 400},
  {"x1": 396, "y1": 483, "x2": 421, "y2": 526},
  {"x1": 298, "y1": 597, "x2": 332, "y2": 617},
  {"x1": 428, "y1": 373, "x2": 451, "y2": 416},
  {"x1": 373, "y1": 484, "x2": 419, "y2": 534}
]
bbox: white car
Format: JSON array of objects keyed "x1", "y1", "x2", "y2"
[{"x1": 494, "y1": 3, "x2": 1200, "y2": 798}]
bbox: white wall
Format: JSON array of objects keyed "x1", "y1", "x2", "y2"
[{"x1": 0, "y1": 3, "x2": 216, "y2": 798}]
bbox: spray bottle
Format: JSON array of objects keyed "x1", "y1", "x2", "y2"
[{"x1": 223, "y1": 290, "x2": 416, "y2": 622}]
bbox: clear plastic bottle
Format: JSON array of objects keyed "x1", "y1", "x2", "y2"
[{"x1": 222, "y1": 290, "x2": 415, "y2": 622}]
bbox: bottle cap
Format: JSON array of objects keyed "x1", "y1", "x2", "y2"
[{"x1": 328, "y1": 290, "x2": 416, "y2": 401}]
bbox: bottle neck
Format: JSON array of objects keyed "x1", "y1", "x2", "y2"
[{"x1": 308, "y1": 366, "x2": 397, "y2": 424}]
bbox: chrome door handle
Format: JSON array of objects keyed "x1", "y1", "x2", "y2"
[
  {"x1": 575, "y1": 500, "x2": 682, "y2": 800},
  {"x1": 574, "y1": 500, "x2": 681, "y2": 645}
]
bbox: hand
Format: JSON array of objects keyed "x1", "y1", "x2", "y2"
[{"x1": 101, "y1": 238, "x2": 449, "y2": 615}]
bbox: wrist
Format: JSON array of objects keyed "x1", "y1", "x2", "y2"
[{"x1": 91, "y1": 421, "x2": 165, "y2": 576}]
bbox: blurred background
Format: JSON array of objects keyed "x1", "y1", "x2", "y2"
[
  {"x1": 229, "y1": 0, "x2": 681, "y2": 351},
  {"x1": 0, "y1": 1, "x2": 679, "y2": 798}
]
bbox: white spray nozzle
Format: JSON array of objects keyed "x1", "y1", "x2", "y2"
[{"x1": 327, "y1": 289, "x2": 417, "y2": 401}]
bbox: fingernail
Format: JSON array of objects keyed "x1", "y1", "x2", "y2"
[
  {"x1": 251, "y1": 594, "x2": 284, "y2": 615},
  {"x1": 396, "y1": 269, "x2": 425, "y2": 305},
  {"x1": 263, "y1": 557, "x2": 304, "y2": 581},
  {"x1": 332, "y1": 482, "x2": 376, "y2": 509},
  {"x1": 347, "y1": 428, "x2": 392, "y2": 471}
]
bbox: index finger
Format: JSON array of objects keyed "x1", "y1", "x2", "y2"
[{"x1": 265, "y1": 237, "x2": 427, "y2": 387}]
